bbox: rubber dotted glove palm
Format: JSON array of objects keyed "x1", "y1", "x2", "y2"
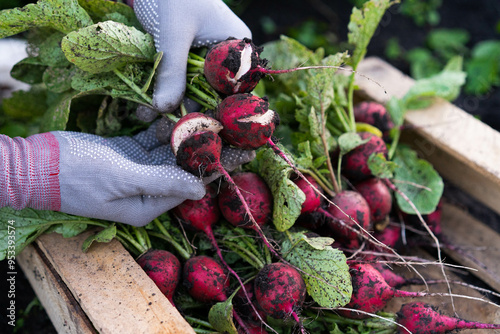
[
  {"x1": 132, "y1": 0, "x2": 252, "y2": 113},
  {"x1": 0, "y1": 123, "x2": 254, "y2": 226}
]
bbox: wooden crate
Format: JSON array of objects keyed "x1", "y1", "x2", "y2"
[{"x1": 18, "y1": 58, "x2": 500, "y2": 333}]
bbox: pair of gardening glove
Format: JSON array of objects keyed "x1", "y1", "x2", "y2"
[{"x1": 0, "y1": 0, "x2": 253, "y2": 226}]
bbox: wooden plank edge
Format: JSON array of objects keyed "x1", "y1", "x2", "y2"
[
  {"x1": 35, "y1": 231, "x2": 196, "y2": 334},
  {"x1": 355, "y1": 57, "x2": 500, "y2": 216},
  {"x1": 17, "y1": 243, "x2": 97, "y2": 334},
  {"x1": 439, "y1": 202, "x2": 500, "y2": 293}
]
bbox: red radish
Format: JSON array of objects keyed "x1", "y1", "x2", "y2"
[
  {"x1": 215, "y1": 93, "x2": 280, "y2": 150},
  {"x1": 176, "y1": 131, "x2": 223, "y2": 176},
  {"x1": 183, "y1": 255, "x2": 229, "y2": 303},
  {"x1": 204, "y1": 38, "x2": 343, "y2": 95},
  {"x1": 355, "y1": 178, "x2": 392, "y2": 224},
  {"x1": 403, "y1": 200, "x2": 443, "y2": 236},
  {"x1": 292, "y1": 174, "x2": 322, "y2": 214},
  {"x1": 371, "y1": 224, "x2": 402, "y2": 250},
  {"x1": 170, "y1": 112, "x2": 223, "y2": 157},
  {"x1": 354, "y1": 101, "x2": 394, "y2": 135},
  {"x1": 342, "y1": 263, "x2": 457, "y2": 319},
  {"x1": 324, "y1": 190, "x2": 372, "y2": 248},
  {"x1": 343, "y1": 132, "x2": 388, "y2": 181},
  {"x1": 136, "y1": 249, "x2": 181, "y2": 305},
  {"x1": 204, "y1": 38, "x2": 268, "y2": 95},
  {"x1": 173, "y1": 185, "x2": 266, "y2": 327},
  {"x1": 396, "y1": 302, "x2": 500, "y2": 334},
  {"x1": 183, "y1": 255, "x2": 252, "y2": 332},
  {"x1": 218, "y1": 172, "x2": 272, "y2": 229},
  {"x1": 254, "y1": 262, "x2": 306, "y2": 323}
]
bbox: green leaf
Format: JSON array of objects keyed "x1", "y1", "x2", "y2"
[
  {"x1": 338, "y1": 132, "x2": 369, "y2": 155},
  {"x1": 10, "y1": 57, "x2": 47, "y2": 85},
  {"x1": 282, "y1": 232, "x2": 352, "y2": 308},
  {"x1": 50, "y1": 222, "x2": 88, "y2": 238},
  {"x1": 385, "y1": 96, "x2": 405, "y2": 128},
  {"x1": 208, "y1": 298, "x2": 238, "y2": 334},
  {"x1": 2, "y1": 87, "x2": 47, "y2": 120},
  {"x1": 347, "y1": 0, "x2": 394, "y2": 69},
  {"x1": 426, "y1": 28, "x2": 469, "y2": 60},
  {"x1": 367, "y1": 152, "x2": 397, "y2": 179},
  {"x1": 77, "y1": 0, "x2": 143, "y2": 30},
  {"x1": 0, "y1": 0, "x2": 93, "y2": 38},
  {"x1": 393, "y1": 146, "x2": 444, "y2": 215},
  {"x1": 403, "y1": 56, "x2": 466, "y2": 108},
  {"x1": 43, "y1": 66, "x2": 75, "y2": 93},
  {"x1": 61, "y1": 20, "x2": 156, "y2": 74},
  {"x1": 0, "y1": 207, "x2": 94, "y2": 260},
  {"x1": 41, "y1": 90, "x2": 80, "y2": 131},
  {"x1": 253, "y1": 146, "x2": 305, "y2": 232},
  {"x1": 81, "y1": 224, "x2": 117, "y2": 253},
  {"x1": 38, "y1": 31, "x2": 72, "y2": 67}
]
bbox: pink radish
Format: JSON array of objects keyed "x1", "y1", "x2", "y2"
[
  {"x1": 324, "y1": 190, "x2": 372, "y2": 249},
  {"x1": 355, "y1": 178, "x2": 392, "y2": 224},
  {"x1": 343, "y1": 132, "x2": 388, "y2": 181},
  {"x1": 173, "y1": 185, "x2": 267, "y2": 328},
  {"x1": 136, "y1": 249, "x2": 181, "y2": 306},
  {"x1": 204, "y1": 38, "x2": 346, "y2": 96},
  {"x1": 183, "y1": 255, "x2": 229, "y2": 303},
  {"x1": 396, "y1": 302, "x2": 500, "y2": 334},
  {"x1": 354, "y1": 101, "x2": 394, "y2": 136},
  {"x1": 292, "y1": 174, "x2": 322, "y2": 214},
  {"x1": 218, "y1": 172, "x2": 273, "y2": 230},
  {"x1": 342, "y1": 263, "x2": 464, "y2": 320},
  {"x1": 215, "y1": 93, "x2": 280, "y2": 150},
  {"x1": 183, "y1": 255, "x2": 251, "y2": 332},
  {"x1": 371, "y1": 224, "x2": 402, "y2": 250},
  {"x1": 254, "y1": 262, "x2": 306, "y2": 324}
]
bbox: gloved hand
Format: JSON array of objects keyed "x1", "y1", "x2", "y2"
[
  {"x1": 0, "y1": 123, "x2": 254, "y2": 226},
  {"x1": 131, "y1": 0, "x2": 252, "y2": 114}
]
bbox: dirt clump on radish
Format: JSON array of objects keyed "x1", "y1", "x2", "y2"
[{"x1": 136, "y1": 249, "x2": 181, "y2": 305}]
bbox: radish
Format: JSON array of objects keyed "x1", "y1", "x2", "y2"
[
  {"x1": 136, "y1": 249, "x2": 181, "y2": 306},
  {"x1": 354, "y1": 101, "x2": 394, "y2": 136},
  {"x1": 218, "y1": 172, "x2": 273, "y2": 229},
  {"x1": 254, "y1": 262, "x2": 306, "y2": 324},
  {"x1": 396, "y1": 302, "x2": 500, "y2": 334},
  {"x1": 183, "y1": 255, "x2": 252, "y2": 332},
  {"x1": 342, "y1": 263, "x2": 467, "y2": 320},
  {"x1": 292, "y1": 174, "x2": 322, "y2": 214},
  {"x1": 371, "y1": 224, "x2": 402, "y2": 250},
  {"x1": 355, "y1": 178, "x2": 392, "y2": 224},
  {"x1": 343, "y1": 132, "x2": 388, "y2": 181},
  {"x1": 173, "y1": 185, "x2": 267, "y2": 328},
  {"x1": 215, "y1": 93, "x2": 280, "y2": 150},
  {"x1": 324, "y1": 190, "x2": 372, "y2": 248},
  {"x1": 183, "y1": 255, "x2": 229, "y2": 303},
  {"x1": 204, "y1": 38, "x2": 339, "y2": 96}
]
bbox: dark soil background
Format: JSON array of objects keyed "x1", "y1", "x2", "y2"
[{"x1": 1, "y1": 1, "x2": 500, "y2": 333}]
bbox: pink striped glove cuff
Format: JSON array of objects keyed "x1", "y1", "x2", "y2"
[{"x1": 0, "y1": 133, "x2": 61, "y2": 210}]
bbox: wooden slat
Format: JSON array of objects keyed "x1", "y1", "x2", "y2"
[
  {"x1": 17, "y1": 243, "x2": 96, "y2": 334},
  {"x1": 355, "y1": 57, "x2": 500, "y2": 216},
  {"x1": 440, "y1": 203, "x2": 500, "y2": 293},
  {"x1": 32, "y1": 231, "x2": 195, "y2": 334}
]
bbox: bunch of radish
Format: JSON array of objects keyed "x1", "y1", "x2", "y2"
[{"x1": 133, "y1": 35, "x2": 500, "y2": 333}]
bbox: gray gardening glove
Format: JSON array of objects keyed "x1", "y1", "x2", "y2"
[
  {"x1": 132, "y1": 0, "x2": 252, "y2": 114},
  {"x1": 1, "y1": 123, "x2": 254, "y2": 227}
]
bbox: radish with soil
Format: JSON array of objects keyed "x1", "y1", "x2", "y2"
[
  {"x1": 254, "y1": 262, "x2": 307, "y2": 330},
  {"x1": 136, "y1": 249, "x2": 181, "y2": 306},
  {"x1": 183, "y1": 255, "x2": 251, "y2": 332},
  {"x1": 355, "y1": 177, "x2": 393, "y2": 224},
  {"x1": 396, "y1": 302, "x2": 500, "y2": 334},
  {"x1": 354, "y1": 101, "x2": 394, "y2": 138},
  {"x1": 342, "y1": 132, "x2": 388, "y2": 181},
  {"x1": 203, "y1": 38, "x2": 343, "y2": 96}
]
